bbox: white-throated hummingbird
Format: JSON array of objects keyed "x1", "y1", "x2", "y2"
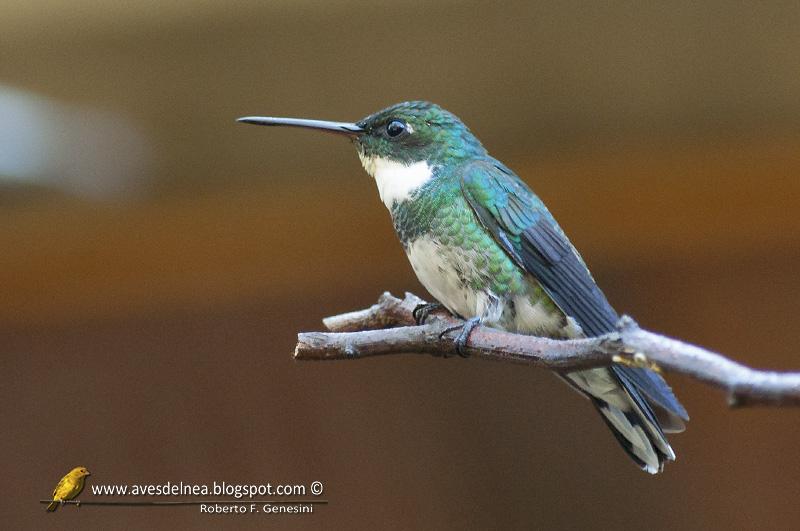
[{"x1": 238, "y1": 101, "x2": 688, "y2": 473}]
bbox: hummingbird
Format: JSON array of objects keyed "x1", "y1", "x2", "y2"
[{"x1": 238, "y1": 101, "x2": 688, "y2": 473}]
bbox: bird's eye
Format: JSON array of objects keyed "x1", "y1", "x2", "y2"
[{"x1": 385, "y1": 120, "x2": 407, "y2": 138}]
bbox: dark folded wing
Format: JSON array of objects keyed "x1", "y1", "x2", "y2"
[{"x1": 460, "y1": 159, "x2": 688, "y2": 422}]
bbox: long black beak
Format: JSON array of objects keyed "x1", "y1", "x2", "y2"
[{"x1": 236, "y1": 116, "x2": 364, "y2": 137}]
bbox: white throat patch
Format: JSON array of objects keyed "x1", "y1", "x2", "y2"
[{"x1": 358, "y1": 154, "x2": 433, "y2": 210}]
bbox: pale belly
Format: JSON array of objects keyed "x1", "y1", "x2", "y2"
[
  {"x1": 404, "y1": 232, "x2": 645, "y2": 461},
  {"x1": 405, "y1": 236, "x2": 582, "y2": 338}
]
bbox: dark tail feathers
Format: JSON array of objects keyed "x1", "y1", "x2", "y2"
[{"x1": 564, "y1": 367, "x2": 682, "y2": 473}]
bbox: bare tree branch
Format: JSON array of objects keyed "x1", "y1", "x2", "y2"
[{"x1": 294, "y1": 292, "x2": 800, "y2": 408}]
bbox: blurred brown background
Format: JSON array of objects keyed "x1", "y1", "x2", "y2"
[{"x1": 3, "y1": 1, "x2": 800, "y2": 529}]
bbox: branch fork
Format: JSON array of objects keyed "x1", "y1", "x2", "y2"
[{"x1": 294, "y1": 292, "x2": 800, "y2": 408}]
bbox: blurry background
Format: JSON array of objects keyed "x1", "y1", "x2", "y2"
[{"x1": 3, "y1": 1, "x2": 800, "y2": 529}]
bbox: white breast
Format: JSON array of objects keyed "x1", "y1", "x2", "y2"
[
  {"x1": 358, "y1": 154, "x2": 432, "y2": 209},
  {"x1": 406, "y1": 237, "x2": 474, "y2": 317},
  {"x1": 406, "y1": 236, "x2": 504, "y2": 323}
]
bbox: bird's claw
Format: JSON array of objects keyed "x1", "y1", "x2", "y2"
[
  {"x1": 412, "y1": 302, "x2": 443, "y2": 325},
  {"x1": 439, "y1": 317, "x2": 481, "y2": 358}
]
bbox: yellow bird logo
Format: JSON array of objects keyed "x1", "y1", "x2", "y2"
[{"x1": 47, "y1": 466, "x2": 91, "y2": 512}]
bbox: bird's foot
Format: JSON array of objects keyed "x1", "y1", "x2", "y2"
[
  {"x1": 412, "y1": 302, "x2": 444, "y2": 325},
  {"x1": 76, "y1": 500, "x2": 81, "y2": 508},
  {"x1": 59, "y1": 499, "x2": 65, "y2": 507},
  {"x1": 439, "y1": 317, "x2": 481, "y2": 358}
]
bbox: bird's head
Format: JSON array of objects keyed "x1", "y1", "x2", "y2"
[
  {"x1": 239, "y1": 101, "x2": 485, "y2": 166},
  {"x1": 70, "y1": 467, "x2": 91, "y2": 477},
  {"x1": 352, "y1": 101, "x2": 486, "y2": 167},
  {"x1": 238, "y1": 101, "x2": 487, "y2": 208}
]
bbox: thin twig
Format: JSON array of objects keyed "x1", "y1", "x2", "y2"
[{"x1": 295, "y1": 292, "x2": 800, "y2": 408}]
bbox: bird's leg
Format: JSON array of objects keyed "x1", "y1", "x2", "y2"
[
  {"x1": 412, "y1": 302, "x2": 444, "y2": 325},
  {"x1": 439, "y1": 317, "x2": 481, "y2": 358},
  {"x1": 76, "y1": 500, "x2": 81, "y2": 508}
]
